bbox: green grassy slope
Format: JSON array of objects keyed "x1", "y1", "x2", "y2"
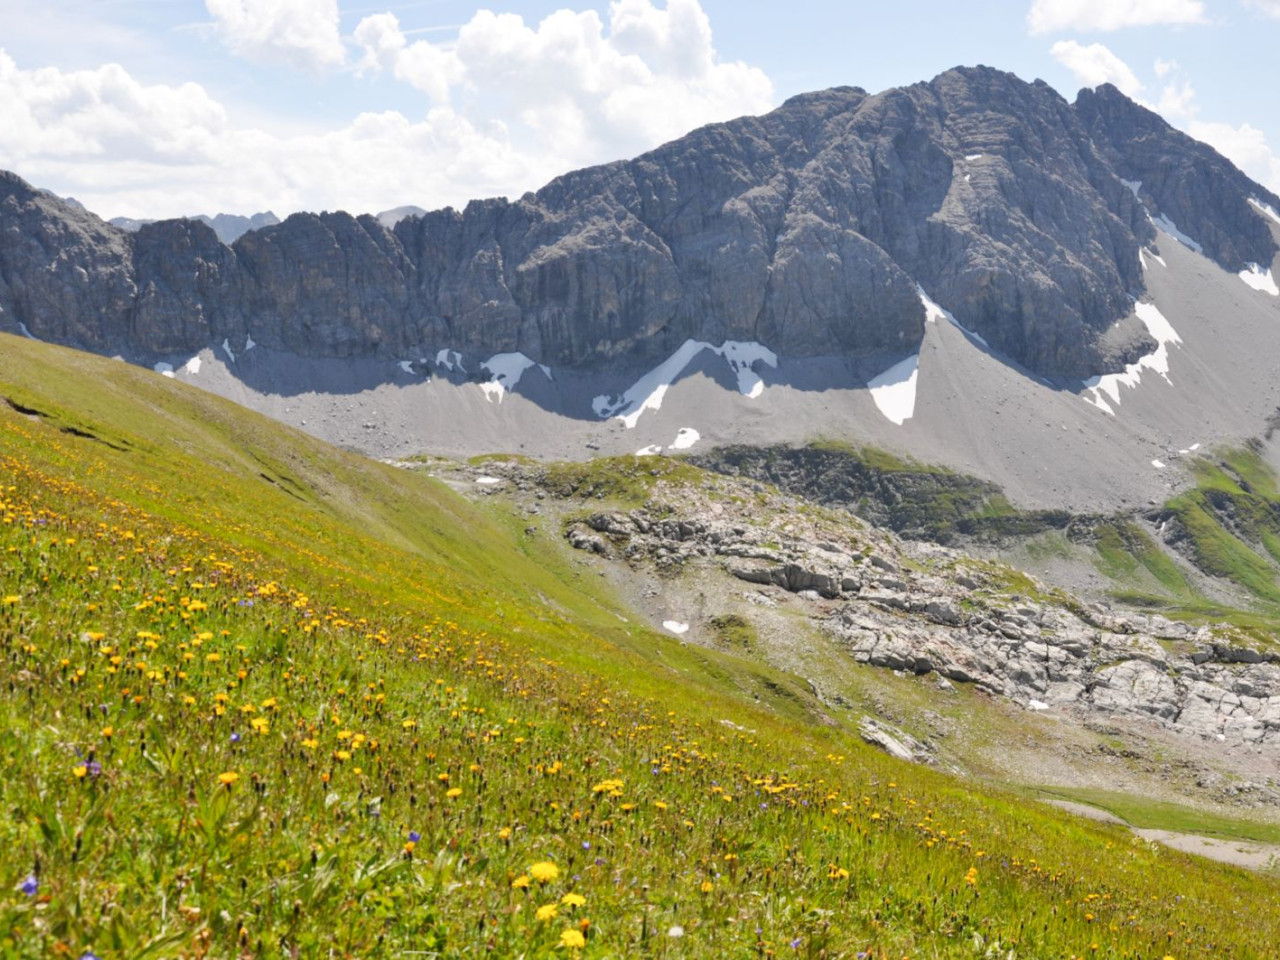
[{"x1": 1, "y1": 334, "x2": 1277, "y2": 958}]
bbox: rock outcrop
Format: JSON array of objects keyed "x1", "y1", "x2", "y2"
[
  {"x1": 558, "y1": 489, "x2": 1280, "y2": 747},
  {"x1": 3, "y1": 67, "x2": 1278, "y2": 378}
]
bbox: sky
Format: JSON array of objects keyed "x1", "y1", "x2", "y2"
[{"x1": 1, "y1": 0, "x2": 1277, "y2": 221}]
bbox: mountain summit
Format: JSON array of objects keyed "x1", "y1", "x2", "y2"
[{"x1": 2, "y1": 65, "x2": 1274, "y2": 380}]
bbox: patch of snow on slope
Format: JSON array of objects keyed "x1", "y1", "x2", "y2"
[
  {"x1": 1239, "y1": 263, "x2": 1279, "y2": 295},
  {"x1": 965, "y1": 153, "x2": 984, "y2": 160},
  {"x1": 636, "y1": 445, "x2": 663, "y2": 457},
  {"x1": 918, "y1": 286, "x2": 989, "y2": 347},
  {"x1": 594, "y1": 340, "x2": 776, "y2": 428},
  {"x1": 154, "y1": 362, "x2": 175, "y2": 378},
  {"x1": 1249, "y1": 197, "x2": 1280, "y2": 226},
  {"x1": 670, "y1": 428, "x2": 700, "y2": 450},
  {"x1": 868, "y1": 354, "x2": 919, "y2": 425},
  {"x1": 475, "y1": 476, "x2": 502, "y2": 485},
  {"x1": 183, "y1": 356, "x2": 202, "y2": 375},
  {"x1": 17, "y1": 322, "x2": 36, "y2": 340},
  {"x1": 662, "y1": 620, "x2": 689, "y2": 635},
  {"x1": 1139, "y1": 248, "x2": 1166, "y2": 269},
  {"x1": 1120, "y1": 178, "x2": 1142, "y2": 200},
  {"x1": 1082, "y1": 302, "x2": 1181, "y2": 414},
  {"x1": 222, "y1": 338, "x2": 236, "y2": 363},
  {"x1": 719, "y1": 341, "x2": 778, "y2": 398},
  {"x1": 1152, "y1": 459, "x2": 1165, "y2": 469},
  {"x1": 244, "y1": 335, "x2": 256, "y2": 351},
  {"x1": 1151, "y1": 213, "x2": 1203, "y2": 254},
  {"x1": 478, "y1": 352, "x2": 551, "y2": 403},
  {"x1": 435, "y1": 348, "x2": 465, "y2": 373},
  {"x1": 398, "y1": 360, "x2": 415, "y2": 374}
]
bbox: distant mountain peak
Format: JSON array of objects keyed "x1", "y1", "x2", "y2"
[{"x1": 109, "y1": 210, "x2": 280, "y2": 244}]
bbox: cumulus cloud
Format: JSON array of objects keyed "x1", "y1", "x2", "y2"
[
  {"x1": 1244, "y1": 0, "x2": 1280, "y2": 16},
  {"x1": 0, "y1": 47, "x2": 554, "y2": 218},
  {"x1": 1050, "y1": 40, "x2": 1144, "y2": 96},
  {"x1": 0, "y1": 1, "x2": 775, "y2": 220},
  {"x1": 1028, "y1": 0, "x2": 1205, "y2": 34},
  {"x1": 352, "y1": 0, "x2": 773, "y2": 161},
  {"x1": 205, "y1": 0, "x2": 345, "y2": 71}
]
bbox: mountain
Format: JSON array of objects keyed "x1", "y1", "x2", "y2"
[
  {"x1": 2, "y1": 65, "x2": 1280, "y2": 517},
  {"x1": 375, "y1": 204, "x2": 427, "y2": 228},
  {"x1": 109, "y1": 210, "x2": 280, "y2": 243},
  {"x1": 4, "y1": 66, "x2": 1274, "y2": 375}
]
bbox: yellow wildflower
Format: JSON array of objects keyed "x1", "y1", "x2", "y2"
[
  {"x1": 529, "y1": 861, "x2": 559, "y2": 883},
  {"x1": 560, "y1": 929, "x2": 586, "y2": 949}
]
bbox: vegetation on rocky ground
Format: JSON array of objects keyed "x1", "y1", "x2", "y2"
[{"x1": 1, "y1": 337, "x2": 1278, "y2": 957}]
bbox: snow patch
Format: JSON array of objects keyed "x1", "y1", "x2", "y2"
[
  {"x1": 1239, "y1": 263, "x2": 1279, "y2": 296},
  {"x1": 963, "y1": 174, "x2": 970, "y2": 183},
  {"x1": 670, "y1": 428, "x2": 700, "y2": 450},
  {"x1": 17, "y1": 322, "x2": 36, "y2": 340},
  {"x1": 1082, "y1": 302, "x2": 1181, "y2": 414},
  {"x1": 662, "y1": 620, "x2": 689, "y2": 635},
  {"x1": 1027, "y1": 699, "x2": 1049, "y2": 711},
  {"x1": 867, "y1": 354, "x2": 919, "y2": 426},
  {"x1": 1152, "y1": 459, "x2": 1165, "y2": 469},
  {"x1": 636, "y1": 445, "x2": 663, "y2": 457},
  {"x1": 1151, "y1": 213, "x2": 1203, "y2": 254},
  {"x1": 183, "y1": 356, "x2": 202, "y2": 375},
  {"x1": 1139, "y1": 247, "x2": 1166, "y2": 269},
  {"x1": 1120, "y1": 178, "x2": 1142, "y2": 200},
  {"x1": 594, "y1": 340, "x2": 776, "y2": 428},
  {"x1": 965, "y1": 153, "x2": 984, "y2": 161},
  {"x1": 1190, "y1": 442, "x2": 1200, "y2": 451},
  {"x1": 475, "y1": 476, "x2": 503, "y2": 485},
  {"x1": 478, "y1": 352, "x2": 551, "y2": 403},
  {"x1": 435, "y1": 348, "x2": 465, "y2": 373},
  {"x1": 1249, "y1": 197, "x2": 1280, "y2": 226},
  {"x1": 918, "y1": 285, "x2": 988, "y2": 348},
  {"x1": 222, "y1": 338, "x2": 236, "y2": 363},
  {"x1": 244, "y1": 335, "x2": 256, "y2": 352},
  {"x1": 154, "y1": 362, "x2": 175, "y2": 378},
  {"x1": 398, "y1": 360, "x2": 416, "y2": 375}
]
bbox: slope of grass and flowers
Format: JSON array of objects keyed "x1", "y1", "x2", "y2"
[{"x1": 1, "y1": 334, "x2": 1278, "y2": 958}]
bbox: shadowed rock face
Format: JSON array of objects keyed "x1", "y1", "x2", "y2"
[{"x1": 1, "y1": 66, "x2": 1277, "y2": 378}]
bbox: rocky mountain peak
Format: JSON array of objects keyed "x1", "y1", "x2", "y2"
[{"x1": 1, "y1": 67, "x2": 1276, "y2": 382}]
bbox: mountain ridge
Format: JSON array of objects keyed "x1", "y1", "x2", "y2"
[{"x1": 3, "y1": 65, "x2": 1276, "y2": 380}]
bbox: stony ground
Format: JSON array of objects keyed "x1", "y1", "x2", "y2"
[{"x1": 420, "y1": 454, "x2": 1280, "y2": 845}]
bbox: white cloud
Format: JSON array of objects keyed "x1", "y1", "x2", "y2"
[
  {"x1": 0, "y1": 0, "x2": 774, "y2": 221},
  {"x1": 1153, "y1": 57, "x2": 1177, "y2": 78},
  {"x1": 352, "y1": 0, "x2": 773, "y2": 162},
  {"x1": 205, "y1": 0, "x2": 345, "y2": 71},
  {"x1": 1028, "y1": 0, "x2": 1205, "y2": 34},
  {"x1": 1050, "y1": 40, "x2": 1144, "y2": 96},
  {"x1": 1244, "y1": 0, "x2": 1280, "y2": 17}
]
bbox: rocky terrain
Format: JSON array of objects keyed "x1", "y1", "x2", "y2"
[
  {"x1": 2, "y1": 66, "x2": 1277, "y2": 381},
  {"x1": 445, "y1": 454, "x2": 1280, "y2": 815}
]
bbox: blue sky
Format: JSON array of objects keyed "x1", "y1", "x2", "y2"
[{"x1": 1, "y1": 0, "x2": 1277, "y2": 220}]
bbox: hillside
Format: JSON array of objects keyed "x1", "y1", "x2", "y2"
[{"x1": 2, "y1": 333, "x2": 1280, "y2": 956}]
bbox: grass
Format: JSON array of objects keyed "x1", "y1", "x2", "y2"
[{"x1": 1, "y1": 334, "x2": 1280, "y2": 956}]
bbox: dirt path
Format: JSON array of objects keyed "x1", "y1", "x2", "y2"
[{"x1": 1044, "y1": 799, "x2": 1279, "y2": 872}]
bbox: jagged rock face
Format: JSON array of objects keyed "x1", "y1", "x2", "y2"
[
  {"x1": 1076, "y1": 85, "x2": 1278, "y2": 273},
  {"x1": 2, "y1": 67, "x2": 1278, "y2": 377},
  {"x1": 0, "y1": 172, "x2": 135, "y2": 350}
]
